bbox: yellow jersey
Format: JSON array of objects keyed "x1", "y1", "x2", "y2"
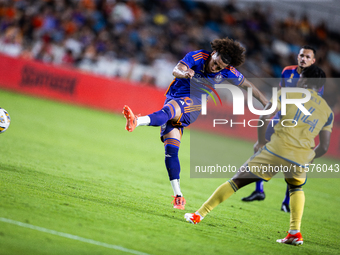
[{"x1": 266, "y1": 89, "x2": 333, "y2": 165}]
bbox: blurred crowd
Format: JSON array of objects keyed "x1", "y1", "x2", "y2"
[{"x1": 0, "y1": 0, "x2": 339, "y2": 123}]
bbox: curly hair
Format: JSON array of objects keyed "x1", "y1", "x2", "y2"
[
  {"x1": 301, "y1": 64, "x2": 326, "y2": 89},
  {"x1": 210, "y1": 37, "x2": 245, "y2": 67}
]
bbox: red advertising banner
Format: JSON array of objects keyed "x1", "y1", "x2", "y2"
[
  {"x1": 0, "y1": 54, "x2": 339, "y2": 158},
  {"x1": 0, "y1": 54, "x2": 165, "y2": 114}
]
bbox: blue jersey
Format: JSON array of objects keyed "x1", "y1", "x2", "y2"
[
  {"x1": 165, "y1": 50, "x2": 245, "y2": 101},
  {"x1": 280, "y1": 65, "x2": 324, "y2": 96}
]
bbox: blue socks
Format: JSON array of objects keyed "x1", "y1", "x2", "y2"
[
  {"x1": 255, "y1": 181, "x2": 290, "y2": 205},
  {"x1": 164, "y1": 138, "x2": 180, "y2": 180},
  {"x1": 255, "y1": 180, "x2": 264, "y2": 193},
  {"x1": 282, "y1": 185, "x2": 290, "y2": 205},
  {"x1": 148, "y1": 104, "x2": 176, "y2": 126}
]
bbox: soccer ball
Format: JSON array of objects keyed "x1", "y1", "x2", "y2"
[{"x1": 0, "y1": 108, "x2": 10, "y2": 133}]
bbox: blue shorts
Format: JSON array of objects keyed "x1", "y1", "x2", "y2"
[{"x1": 160, "y1": 96, "x2": 201, "y2": 140}]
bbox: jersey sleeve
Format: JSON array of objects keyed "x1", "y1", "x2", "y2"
[
  {"x1": 322, "y1": 112, "x2": 334, "y2": 132},
  {"x1": 179, "y1": 50, "x2": 209, "y2": 69},
  {"x1": 224, "y1": 66, "x2": 245, "y2": 86},
  {"x1": 279, "y1": 71, "x2": 285, "y2": 87}
]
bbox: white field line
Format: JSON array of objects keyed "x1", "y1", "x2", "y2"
[{"x1": 0, "y1": 217, "x2": 151, "y2": 255}]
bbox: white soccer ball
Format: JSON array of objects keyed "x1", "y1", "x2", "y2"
[{"x1": 0, "y1": 108, "x2": 10, "y2": 133}]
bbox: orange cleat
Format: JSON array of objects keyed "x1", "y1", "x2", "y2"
[
  {"x1": 122, "y1": 105, "x2": 138, "y2": 132},
  {"x1": 171, "y1": 195, "x2": 186, "y2": 210},
  {"x1": 276, "y1": 232, "x2": 303, "y2": 246},
  {"x1": 184, "y1": 211, "x2": 203, "y2": 224}
]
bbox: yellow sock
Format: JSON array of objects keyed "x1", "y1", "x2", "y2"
[
  {"x1": 289, "y1": 188, "x2": 305, "y2": 231},
  {"x1": 198, "y1": 179, "x2": 238, "y2": 217}
]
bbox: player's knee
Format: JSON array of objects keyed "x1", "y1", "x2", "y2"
[
  {"x1": 288, "y1": 184, "x2": 303, "y2": 190},
  {"x1": 233, "y1": 175, "x2": 260, "y2": 189},
  {"x1": 163, "y1": 103, "x2": 177, "y2": 120},
  {"x1": 286, "y1": 178, "x2": 305, "y2": 190}
]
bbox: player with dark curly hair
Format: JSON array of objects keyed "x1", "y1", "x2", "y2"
[
  {"x1": 123, "y1": 37, "x2": 268, "y2": 210},
  {"x1": 210, "y1": 38, "x2": 246, "y2": 68}
]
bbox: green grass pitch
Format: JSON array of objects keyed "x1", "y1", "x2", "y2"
[{"x1": 0, "y1": 89, "x2": 339, "y2": 255}]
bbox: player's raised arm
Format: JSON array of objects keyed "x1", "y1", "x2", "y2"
[
  {"x1": 172, "y1": 62, "x2": 195, "y2": 79},
  {"x1": 314, "y1": 130, "x2": 331, "y2": 159},
  {"x1": 240, "y1": 78, "x2": 268, "y2": 107}
]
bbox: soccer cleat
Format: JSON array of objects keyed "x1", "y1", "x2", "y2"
[
  {"x1": 241, "y1": 191, "x2": 265, "y2": 202},
  {"x1": 184, "y1": 212, "x2": 203, "y2": 224},
  {"x1": 276, "y1": 232, "x2": 303, "y2": 246},
  {"x1": 171, "y1": 195, "x2": 186, "y2": 210},
  {"x1": 122, "y1": 105, "x2": 138, "y2": 132},
  {"x1": 281, "y1": 203, "x2": 290, "y2": 213}
]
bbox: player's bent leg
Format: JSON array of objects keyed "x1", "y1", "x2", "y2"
[
  {"x1": 163, "y1": 128, "x2": 186, "y2": 210},
  {"x1": 148, "y1": 100, "x2": 181, "y2": 126},
  {"x1": 185, "y1": 168, "x2": 260, "y2": 224},
  {"x1": 231, "y1": 167, "x2": 262, "y2": 189},
  {"x1": 123, "y1": 101, "x2": 181, "y2": 132}
]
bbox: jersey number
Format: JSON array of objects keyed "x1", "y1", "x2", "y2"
[{"x1": 293, "y1": 107, "x2": 319, "y2": 132}]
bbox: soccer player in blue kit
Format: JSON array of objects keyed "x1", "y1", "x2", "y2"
[
  {"x1": 242, "y1": 46, "x2": 324, "y2": 213},
  {"x1": 123, "y1": 38, "x2": 268, "y2": 210}
]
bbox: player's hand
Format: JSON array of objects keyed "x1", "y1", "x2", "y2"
[
  {"x1": 253, "y1": 141, "x2": 266, "y2": 153},
  {"x1": 184, "y1": 69, "x2": 195, "y2": 79}
]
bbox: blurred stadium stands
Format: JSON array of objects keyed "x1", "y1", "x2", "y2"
[{"x1": 0, "y1": 0, "x2": 339, "y2": 124}]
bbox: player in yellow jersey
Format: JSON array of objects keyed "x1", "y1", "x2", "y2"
[{"x1": 185, "y1": 65, "x2": 333, "y2": 246}]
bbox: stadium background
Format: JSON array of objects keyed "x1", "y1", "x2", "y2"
[{"x1": 0, "y1": 0, "x2": 340, "y2": 254}]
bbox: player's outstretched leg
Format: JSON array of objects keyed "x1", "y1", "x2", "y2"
[
  {"x1": 184, "y1": 179, "x2": 239, "y2": 224},
  {"x1": 185, "y1": 169, "x2": 259, "y2": 224},
  {"x1": 241, "y1": 180, "x2": 265, "y2": 202},
  {"x1": 123, "y1": 103, "x2": 178, "y2": 132}
]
